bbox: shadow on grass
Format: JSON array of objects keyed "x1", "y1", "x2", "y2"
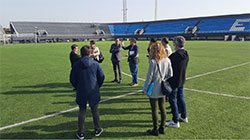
[
  {"x1": 13, "y1": 82, "x2": 72, "y2": 89},
  {"x1": 0, "y1": 81, "x2": 141, "y2": 96},
  {"x1": 0, "y1": 89, "x2": 73, "y2": 95},
  {"x1": 0, "y1": 119, "x2": 150, "y2": 139},
  {"x1": 0, "y1": 82, "x2": 73, "y2": 95}
]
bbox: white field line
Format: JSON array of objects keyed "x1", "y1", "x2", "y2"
[
  {"x1": 1, "y1": 62, "x2": 249, "y2": 131},
  {"x1": 184, "y1": 88, "x2": 250, "y2": 100},
  {"x1": 122, "y1": 61, "x2": 250, "y2": 100},
  {"x1": 0, "y1": 90, "x2": 141, "y2": 131},
  {"x1": 186, "y1": 62, "x2": 250, "y2": 80},
  {"x1": 121, "y1": 72, "x2": 146, "y2": 81}
]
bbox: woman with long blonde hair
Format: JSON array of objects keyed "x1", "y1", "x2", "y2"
[{"x1": 143, "y1": 42, "x2": 173, "y2": 136}]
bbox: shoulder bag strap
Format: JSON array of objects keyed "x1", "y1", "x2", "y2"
[{"x1": 156, "y1": 62, "x2": 164, "y2": 81}]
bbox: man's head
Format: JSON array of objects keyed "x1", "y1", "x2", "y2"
[
  {"x1": 71, "y1": 44, "x2": 78, "y2": 53},
  {"x1": 149, "y1": 38, "x2": 157, "y2": 46},
  {"x1": 161, "y1": 37, "x2": 169, "y2": 46},
  {"x1": 90, "y1": 40, "x2": 96, "y2": 48},
  {"x1": 80, "y1": 45, "x2": 92, "y2": 57},
  {"x1": 130, "y1": 38, "x2": 136, "y2": 46},
  {"x1": 173, "y1": 36, "x2": 185, "y2": 50},
  {"x1": 115, "y1": 38, "x2": 120, "y2": 44},
  {"x1": 150, "y1": 38, "x2": 157, "y2": 43}
]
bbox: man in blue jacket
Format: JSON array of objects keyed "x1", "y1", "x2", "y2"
[
  {"x1": 70, "y1": 45, "x2": 105, "y2": 139},
  {"x1": 122, "y1": 38, "x2": 139, "y2": 86}
]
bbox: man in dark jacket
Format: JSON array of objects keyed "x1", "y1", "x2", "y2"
[
  {"x1": 70, "y1": 45, "x2": 105, "y2": 139},
  {"x1": 122, "y1": 38, "x2": 139, "y2": 86},
  {"x1": 166, "y1": 36, "x2": 189, "y2": 128},
  {"x1": 70, "y1": 44, "x2": 81, "y2": 68},
  {"x1": 110, "y1": 38, "x2": 122, "y2": 83}
]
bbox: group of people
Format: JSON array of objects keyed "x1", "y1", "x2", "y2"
[{"x1": 69, "y1": 36, "x2": 189, "y2": 139}]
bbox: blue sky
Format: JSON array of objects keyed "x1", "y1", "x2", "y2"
[{"x1": 0, "y1": 0, "x2": 249, "y2": 27}]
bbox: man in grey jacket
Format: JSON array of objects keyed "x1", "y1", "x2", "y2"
[{"x1": 110, "y1": 38, "x2": 122, "y2": 83}]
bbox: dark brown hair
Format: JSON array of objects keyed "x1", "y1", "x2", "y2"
[{"x1": 81, "y1": 45, "x2": 92, "y2": 56}]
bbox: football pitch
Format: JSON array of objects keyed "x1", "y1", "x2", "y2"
[{"x1": 0, "y1": 41, "x2": 250, "y2": 139}]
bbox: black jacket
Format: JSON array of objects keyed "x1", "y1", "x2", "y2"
[
  {"x1": 168, "y1": 49, "x2": 189, "y2": 88},
  {"x1": 110, "y1": 43, "x2": 122, "y2": 62},
  {"x1": 70, "y1": 51, "x2": 81, "y2": 67},
  {"x1": 122, "y1": 45, "x2": 139, "y2": 64}
]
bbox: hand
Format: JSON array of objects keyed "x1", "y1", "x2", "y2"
[
  {"x1": 143, "y1": 91, "x2": 147, "y2": 96},
  {"x1": 124, "y1": 54, "x2": 128, "y2": 57},
  {"x1": 121, "y1": 41, "x2": 125, "y2": 46}
]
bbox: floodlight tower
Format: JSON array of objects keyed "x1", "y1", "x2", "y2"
[
  {"x1": 123, "y1": 0, "x2": 128, "y2": 22},
  {"x1": 155, "y1": 0, "x2": 158, "y2": 20}
]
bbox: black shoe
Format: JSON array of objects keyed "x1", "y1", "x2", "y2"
[
  {"x1": 118, "y1": 80, "x2": 122, "y2": 84},
  {"x1": 147, "y1": 129, "x2": 159, "y2": 136},
  {"x1": 76, "y1": 132, "x2": 84, "y2": 139},
  {"x1": 159, "y1": 127, "x2": 165, "y2": 134},
  {"x1": 95, "y1": 128, "x2": 103, "y2": 137},
  {"x1": 111, "y1": 79, "x2": 118, "y2": 83}
]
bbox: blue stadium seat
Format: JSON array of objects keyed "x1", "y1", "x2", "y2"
[
  {"x1": 197, "y1": 17, "x2": 250, "y2": 33},
  {"x1": 144, "y1": 20, "x2": 197, "y2": 35}
]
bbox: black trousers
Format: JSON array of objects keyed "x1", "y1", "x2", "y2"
[
  {"x1": 149, "y1": 97, "x2": 166, "y2": 130},
  {"x1": 112, "y1": 60, "x2": 122, "y2": 81},
  {"x1": 78, "y1": 104, "x2": 101, "y2": 133}
]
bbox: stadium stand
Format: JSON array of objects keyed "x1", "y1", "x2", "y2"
[
  {"x1": 10, "y1": 22, "x2": 112, "y2": 43},
  {"x1": 144, "y1": 20, "x2": 197, "y2": 35},
  {"x1": 197, "y1": 16, "x2": 250, "y2": 34},
  {"x1": 108, "y1": 23, "x2": 147, "y2": 36},
  {"x1": 9, "y1": 13, "x2": 250, "y2": 43},
  {"x1": 108, "y1": 14, "x2": 250, "y2": 39}
]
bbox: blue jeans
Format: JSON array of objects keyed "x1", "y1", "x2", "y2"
[
  {"x1": 169, "y1": 85, "x2": 187, "y2": 123},
  {"x1": 129, "y1": 62, "x2": 138, "y2": 84}
]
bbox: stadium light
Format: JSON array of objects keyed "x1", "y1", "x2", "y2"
[
  {"x1": 155, "y1": 0, "x2": 157, "y2": 20},
  {"x1": 123, "y1": 0, "x2": 128, "y2": 22}
]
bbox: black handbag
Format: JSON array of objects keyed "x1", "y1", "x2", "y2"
[
  {"x1": 156, "y1": 63, "x2": 172, "y2": 96},
  {"x1": 95, "y1": 52, "x2": 104, "y2": 63}
]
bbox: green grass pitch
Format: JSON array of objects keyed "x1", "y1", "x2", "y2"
[{"x1": 0, "y1": 40, "x2": 250, "y2": 139}]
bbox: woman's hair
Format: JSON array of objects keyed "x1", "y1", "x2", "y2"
[
  {"x1": 149, "y1": 42, "x2": 167, "y2": 62},
  {"x1": 161, "y1": 37, "x2": 169, "y2": 44}
]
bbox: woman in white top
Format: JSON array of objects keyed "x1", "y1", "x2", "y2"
[
  {"x1": 90, "y1": 40, "x2": 101, "y2": 62},
  {"x1": 143, "y1": 43, "x2": 173, "y2": 136},
  {"x1": 161, "y1": 37, "x2": 172, "y2": 57}
]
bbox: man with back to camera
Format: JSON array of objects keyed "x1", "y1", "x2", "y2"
[
  {"x1": 122, "y1": 38, "x2": 139, "y2": 86},
  {"x1": 70, "y1": 44, "x2": 81, "y2": 68},
  {"x1": 70, "y1": 45, "x2": 105, "y2": 139},
  {"x1": 166, "y1": 36, "x2": 189, "y2": 128},
  {"x1": 110, "y1": 38, "x2": 122, "y2": 83}
]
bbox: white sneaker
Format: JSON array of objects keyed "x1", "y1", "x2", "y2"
[
  {"x1": 179, "y1": 117, "x2": 188, "y2": 123},
  {"x1": 131, "y1": 83, "x2": 138, "y2": 87},
  {"x1": 165, "y1": 120, "x2": 180, "y2": 128}
]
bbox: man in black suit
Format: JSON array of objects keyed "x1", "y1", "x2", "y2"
[
  {"x1": 110, "y1": 38, "x2": 122, "y2": 83},
  {"x1": 122, "y1": 38, "x2": 139, "y2": 86},
  {"x1": 70, "y1": 44, "x2": 81, "y2": 68}
]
